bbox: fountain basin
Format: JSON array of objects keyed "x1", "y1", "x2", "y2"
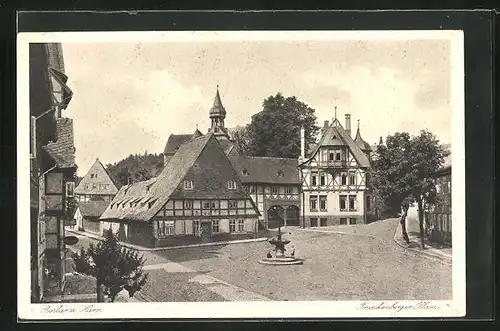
[{"x1": 258, "y1": 257, "x2": 304, "y2": 265}]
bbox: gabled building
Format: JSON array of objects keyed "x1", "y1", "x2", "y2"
[
  {"x1": 74, "y1": 158, "x2": 118, "y2": 202},
  {"x1": 100, "y1": 133, "x2": 261, "y2": 248},
  {"x1": 298, "y1": 111, "x2": 373, "y2": 226},
  {"x1": 161, "y1": 87, "x2": 302, "y2": 232}
]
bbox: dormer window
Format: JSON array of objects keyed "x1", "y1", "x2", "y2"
[
  {"x1": 184, "y1": 180, "x2": 194, "y2": 190},
  {"x1": 242, "y1": 169, "x2": 249, "y2": 176},
  {"x1": 227, "y1": 180, "x2": 237, "y2": 190},
  {"x1": 148, "y1": 200, "x2": 156, "y2": 209}
]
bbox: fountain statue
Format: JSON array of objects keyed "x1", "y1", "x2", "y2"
[{"x1": 258, "y1": 212, "x2": 303, "y2": 265}]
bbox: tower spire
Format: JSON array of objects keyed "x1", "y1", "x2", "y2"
[
  {"x1": 334, "y1": 105, "x2": 337, "y2": 120},
  {"x1": 208, "y1": 85, "x2": 229, "y2": 139}
]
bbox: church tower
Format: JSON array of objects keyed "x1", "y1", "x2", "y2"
[{"x1": 208, "y1": 85, "x2": 230, "y2": 140}]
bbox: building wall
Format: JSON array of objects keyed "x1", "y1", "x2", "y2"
[
  {"x1": 244, "y1": 184, "x2": 301, "y2": 227},
  {"x1": 81, "y1": 217, "x2": 101, "y2": 235},
  {"x1": 427, "y1": 171, "x2": 452, "y2": 245},
  {"x1": 77, "y1": 194, "x2": 114, "y2": 202},
  {"x1": 300, "y1": 149, "x2": 370, "y2": 226}
]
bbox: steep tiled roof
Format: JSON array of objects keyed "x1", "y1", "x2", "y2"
[
  {"x1": 42, "y1": 117, "x2": 76, "y2": 169},
  {"x1": 101, "y1": 133, "x2": 215, "y2": 222},
  {"x1": 74, "y1": 158, "x2": 118, "y2": 195},
  {"x1": 305, "y1": 118, "x2": 370, "y2": 168},
  {"x1": 229, "y1": 154, "x2": 300, "y2": 185},
  {"x1": 163, "y1": 134, "x2": 193, "y2": 155},
  {"x1": 78, "y1": 201, "x2": 110, "y2": 218},
  {"x1": 163, "y1": 129, "x2": 206, "y2": 156},
  {"x1": 354, "y1": 127, "x2": 372, "y2": 152}
]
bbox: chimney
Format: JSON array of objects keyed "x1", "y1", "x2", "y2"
[
  {"x1": 300, "y1": 126, "x2": 305, "y2": 159},
  {"x1": 127, "y1": 177, "x2": 132, "y2": 185},
  {"x1": 324, "y1": 120, "x2": 329, "y2": 128},
  {"x1": 345, "y1": 114, "x2": 351, "y2": 136},
  {"x1": 379, "y1": 136, "x2": 383, "y2": 145}
]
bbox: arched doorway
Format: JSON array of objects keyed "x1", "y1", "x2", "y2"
[
  {"x1": 285, "y1": 205, "x2": 300, "y2": 226},
  {"x1": 267, "y1": 205, "x2": 284, "y2": 229}
]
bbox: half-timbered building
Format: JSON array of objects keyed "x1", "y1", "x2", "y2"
[
  {"x1": 74, "y1": 158, "x2": 118, "y2": 202},
  {"x1": 298, "y1": 111, "x2": 373, "y2": 226},
  {"x1": 29, "y1": 43, "x2": 76, "y2": 301},
  {"x1": 162, "y1": 87, "x2": 302, "y2": 231},
  {"x1": 100, "y1": 132, "x2": 261, "y2": 248}
]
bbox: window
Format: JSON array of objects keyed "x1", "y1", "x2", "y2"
[
  {"x1": 65, "y1": 181, "x2": 75, "y2": 197},
  {"x1": 336, "y1": 151, "x2": 341, "y2": 161},
  {"x1": 249, "y1": 186, "x2": 256, "y2": 193},
  {"x1": 310, "y1": 218, "x2": 318, "y2": 227},
  {"x1": 184, "y1": 200, "x2": 193, "y2": 209},
  {"x1": 349, "y1": 172, "x2": 356, "y2": 185},
  {"x1": 148, "y1": 200, "x2": 156, "y2": 209},
  {"x1": 341, "y1": 173, "x2": 347, "y2": 185},
  {"x1": 238, "y1": 219, "x2": 245, "y2": 232},
  {"x1": 310, "y1": 196, "x2": 318, "y2": 211},
  {"x1": 319, "y1": 196, "x2": 327, "y2": 211},
  {"x1": 85, "y1": 184, "x2": 90, "y2": 190},
  {"x1": 203, "y1": 201, "x2": 211, "y2": 209},
  {"x1": 320, "y1": 218, "x2": 327, "y2": 226},
  {"x1": 129, "y1": 202, "x2": 133, "y2": 208},
  {"x1": 349, "y1": 218, "x2": 357, "y2": 225},
  {"x1": 229, "y1": 200, "x2": 238, "y2": 209},
  {"x1": 90, "y1": 174, "x2": 94, "y2": 179},
  {"x1": 271, "y1": 186, "x2": 278, "y2": 194},
  {"x1": 110, "y1": 203, "x2": 114, "y2": 209},
  {"x1": 193, "y1": 220, "x2": 200, "y2": 235},
  {"x1": 329, "y1": 152, "x2": 334, "y2": 161},
  {"x1": 311, "y1": 172, "x2": 318, "y2": 186},
  {"x1": 242, "y1": 169, "x2": 249, "y2": 176},
  {"x1": 212, "y1": 220, "x2": 219, "y2": 234},
  {"x1": 339, "y1": 195, "x2": 347, "y2": 211},
  {"x1": 348, "y1": 195, "x2": 357, "y2": 211},
  {"x1": 92, "y1": 184, "x2": 97, "y2": 190},
  {"x1": 158, "y1": 221, "x2": 175, "y2": 237},
  {"x1": 277, "y1": 170, "x2": 284, "y2": 177},
  {"x1": 227, "y1": 181, "x2": 237, "y2": 190},
  {"x1": 184, "y1": 180, "x2": 194, "y2": 190},
  {"x1": 320, "y1": 173, "x2": 326, "y2": 186},
  {"x1": 229, "y1": 219, "x2": 236, "y2": 232},
  {"x1": 340, "y1": 218, "x2": 347, "y2": 225},
  {"x1": 284, "y1": 187, "x2": 292, "y2": 194}
]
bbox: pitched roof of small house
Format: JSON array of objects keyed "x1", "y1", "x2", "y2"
[
  {"x1": 229, "y1": 154, "x2": 300, "y2": 185},
  {"x1": 304, "y1": 118, "x2": 370, "y2": 168},
  {"x1": 78, "y1": 201, "x2": 110, "y2": 218},
  {"x1": 42, "y1": 117, "x2": 76, "y2": 169},
  {"x1": 74, "y1": 158, "x2": 118, "y2": 195},
  {"x1": 100, "y1": 132, "x2": 256, "y2": 222}
]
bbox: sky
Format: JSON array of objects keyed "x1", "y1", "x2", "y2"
[{"x1": 61, "y1": 37, "x2": 452, "y2": 176}]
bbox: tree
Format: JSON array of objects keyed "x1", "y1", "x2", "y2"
[
  {"x1": 72, "y1": 230, "x2": 148, "y2": 302},
  {"x1": 228, "y1": 126, "x2": 251, "y2": 155},
  {"x1": 370, "y1": 130, "x2": 448, "y2": 249},
  {"x1": 244, "y1": 93, "x2": 320, "y2": 158}
]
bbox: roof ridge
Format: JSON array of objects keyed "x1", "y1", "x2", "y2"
[{"x1": 242, "y1": 155, "x2": 298, "y2": 161}]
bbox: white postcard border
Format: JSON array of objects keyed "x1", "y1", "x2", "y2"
[{"x1": 17, "y1": 30, "x2": 466, "y2": 320}]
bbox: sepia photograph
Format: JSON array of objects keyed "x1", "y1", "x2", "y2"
[{"x1": 18, "y1": 30, "x2": 465, "y2": 319}]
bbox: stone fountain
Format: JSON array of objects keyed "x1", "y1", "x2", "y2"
[{"x1": 258, "y1": 215, "x2": 303, "y2": 265}]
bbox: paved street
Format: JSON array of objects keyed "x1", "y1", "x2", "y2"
[{"x1": 65, "y1": 218, "x2": 452, "y2": 302}]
